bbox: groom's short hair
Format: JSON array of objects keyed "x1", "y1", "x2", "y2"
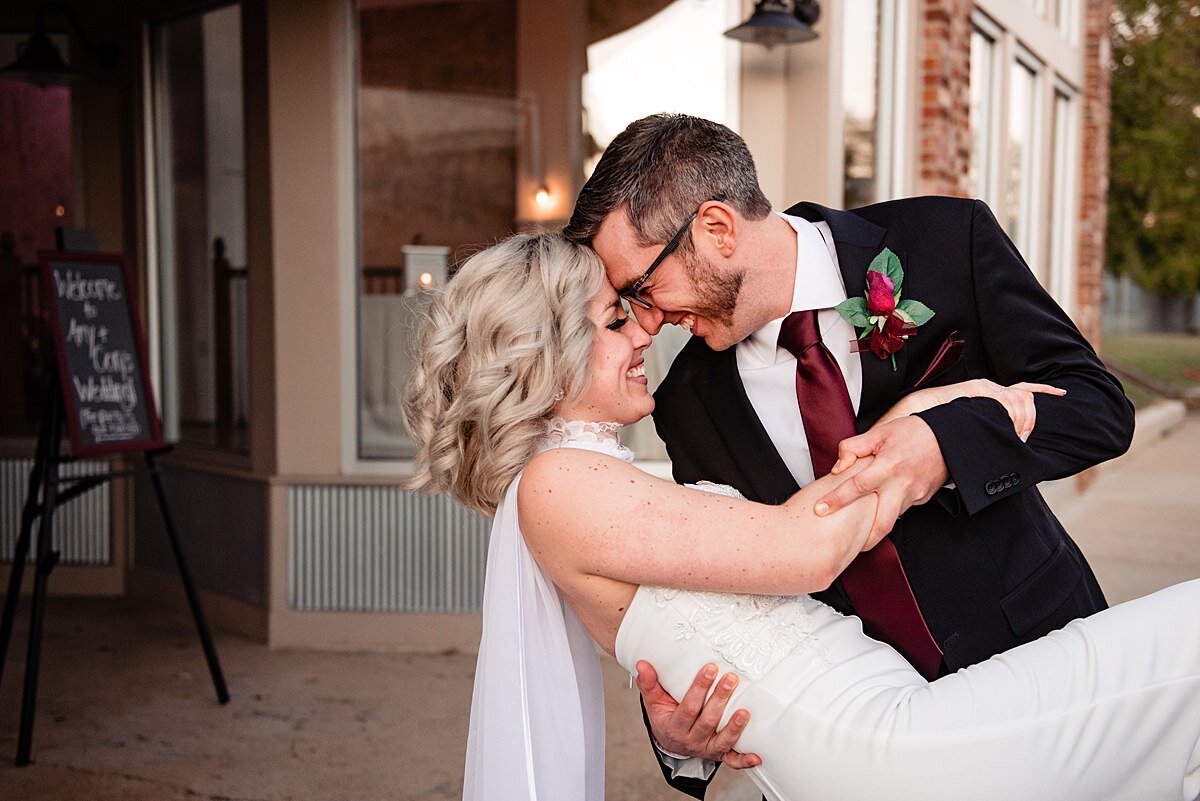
[{"x1": 563, "y1": 114, "x2": 771, "y2": 253}]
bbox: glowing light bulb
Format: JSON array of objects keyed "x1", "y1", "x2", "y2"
[
  {"x1": 534, "y1": 185, "x2": 553, "y2": 209},
  {"x1": 419, "y1": 272, "x2": 434, "y2": 288},
  {"x1": 55, "y1": 205, "x2": 66, "y2": 217}
]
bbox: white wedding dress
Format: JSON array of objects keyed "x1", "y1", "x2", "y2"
[{"x1": 463, "y1": 420, "x2": 1200, "y2": 801}]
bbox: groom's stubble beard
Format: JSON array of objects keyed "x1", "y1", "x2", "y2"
[{"x1": 681, "y1": 249, "x2": 744, "y2": 329}]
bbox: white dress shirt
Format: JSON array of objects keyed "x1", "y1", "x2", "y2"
[
  {"x1": 736, "y1": 214, "x2": 861, "y2": 489},
  {"x1": 655, "y1": 214, "x2": 860, "y2": 781}
]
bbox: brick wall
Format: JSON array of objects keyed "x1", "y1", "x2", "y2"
[
  {"x1": 1076, "y1": 0, "x2": 1114, "y2": 348},
  {"x1": 915, "y1": 0, "x2": 973, "y2": 197}
]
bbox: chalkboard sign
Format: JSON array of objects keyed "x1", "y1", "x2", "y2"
[{"x1": 39, "y1": 251, "x2": 163, "y2": 455}]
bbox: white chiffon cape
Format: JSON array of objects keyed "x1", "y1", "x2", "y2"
[{"x1": 461, "y1": 420, "x2": 632, "y2": 801}]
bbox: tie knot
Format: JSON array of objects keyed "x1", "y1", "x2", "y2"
[{"x1": 777, "y1": 309, "x2": 822, "y2": 358}]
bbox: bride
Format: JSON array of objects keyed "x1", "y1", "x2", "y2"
[{"x1": 402, "y1": 233, "x2": 1200, "y2": 801}]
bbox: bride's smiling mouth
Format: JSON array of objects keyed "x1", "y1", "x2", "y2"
[{"x1": 625, "y1": 360, "x2": 647, "y2": 385}]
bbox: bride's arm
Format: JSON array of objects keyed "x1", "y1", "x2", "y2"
[
  {"x1": 871, "y1": 380, "x2": 1066, "y2": 440},
  {"x1": 518, "y1": 449, "x2": 877, "y2": 596}
]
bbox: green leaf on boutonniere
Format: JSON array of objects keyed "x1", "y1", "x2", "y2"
[
  {"x1": 867, "y1": 247, "x2": 904, "y2": 296},
  {"x1": 896, "y1": 299, "x2": 935, "y2": 325},
  {"x1": 834, "y1": 297, "x2": 870, "y2": 328}
]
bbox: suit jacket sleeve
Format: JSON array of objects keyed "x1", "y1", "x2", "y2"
[{"x1": 915, "y1": 199, "x2": 1134, "y2": 515}]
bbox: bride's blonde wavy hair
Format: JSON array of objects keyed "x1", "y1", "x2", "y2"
[{"x1": 402, "y1": 233, "x2": 605, "y2": 516}]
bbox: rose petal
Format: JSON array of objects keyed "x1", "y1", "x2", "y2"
[{"x1": 866, "y1": 271, "x2": 896, "y2": 315}]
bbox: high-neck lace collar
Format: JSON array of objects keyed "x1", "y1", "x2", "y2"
[{"x1": 541, "y1": 417, "x2": 635, "y2": 463}]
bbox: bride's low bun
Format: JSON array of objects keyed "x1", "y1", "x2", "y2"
[{"x1": 401, "y1": 233, "x2": 605, "y2": 515}]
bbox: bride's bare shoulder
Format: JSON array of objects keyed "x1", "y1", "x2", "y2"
[{"x1": 519, "y1": 447, "x2": 642, "y2": 507}]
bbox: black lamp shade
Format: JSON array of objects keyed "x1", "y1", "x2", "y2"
[
  {"x1": 0, "y1": 30, "x2": 80, "y2": 87},
  {"x1": 724, "y1": 0, "x2": 819, "y2": 48}
]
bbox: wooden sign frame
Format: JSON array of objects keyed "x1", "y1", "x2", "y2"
[{"x1": 38, "y1": 250, "x2": 164, "y2": 456}]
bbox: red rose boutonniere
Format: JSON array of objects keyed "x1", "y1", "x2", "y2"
[{"x1": 834, "y1": 248, "x2": 934, "y2": 371}]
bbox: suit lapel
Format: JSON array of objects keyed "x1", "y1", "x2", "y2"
[
  {"x1": 693, "y1": 346, "x2": 799, "y2": 504},
  {"x1": 786, "y1": 202, "x2": 908, "y2": 430}
]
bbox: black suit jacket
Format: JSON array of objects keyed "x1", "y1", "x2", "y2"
[{"x1": 647, "y1": 196, "x2": 1133, "y2": 799}]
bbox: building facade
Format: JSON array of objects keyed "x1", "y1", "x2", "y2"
[{"x1": 0, "y1": 0, "x2": 1112, "y2": 650}]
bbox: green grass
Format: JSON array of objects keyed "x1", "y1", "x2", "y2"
[
  {"x1": 1117, "y1": 380, "x2": 1160, "y2": 410},
  {"x1": 1103, "y1": 333, "x2": 1200, "y2": 408}
]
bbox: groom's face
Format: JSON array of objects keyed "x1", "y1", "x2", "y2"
[{"x1": 593, "y1": 207, "x2": 746, "y2": 352}]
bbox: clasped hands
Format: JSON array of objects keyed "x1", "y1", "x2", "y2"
[{"x1": 640, "y1": 379, "x2": 1064, "y2": 768}]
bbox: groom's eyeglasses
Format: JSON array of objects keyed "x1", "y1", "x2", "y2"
[{"x1": 620, "y1": 194, "x2": 727, "y2": 310}]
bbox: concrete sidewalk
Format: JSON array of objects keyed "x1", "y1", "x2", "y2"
[
  {"x1": 1, "y1": 415, "x2": 1197, "y2": 801},
  {"x1": 1053, "y1": 414, "x2": 1200, "y2": 605}
]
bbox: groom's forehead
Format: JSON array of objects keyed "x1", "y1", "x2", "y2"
[{"x1": 594, "y1": 210, "x2": 652, "y2": 289}]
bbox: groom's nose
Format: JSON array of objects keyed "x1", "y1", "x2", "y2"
[{"x1": 631, "y1": 303, "x2": 665, "y2": 336}]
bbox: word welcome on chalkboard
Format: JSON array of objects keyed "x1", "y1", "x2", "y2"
[{"x1": 40, "y1": 251, "x2": 163, "y2": 455}]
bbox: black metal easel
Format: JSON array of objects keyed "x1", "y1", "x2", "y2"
[{"x1": 0, "y1": 371, "x2": 230, "y2": 766}]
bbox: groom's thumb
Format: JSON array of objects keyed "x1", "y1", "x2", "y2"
[
  {"x1": 831, "y1": 431, "x2": 880, "y2": 475},
  {"x1": 635, "y1": 660, "x2": 661, "y2": 697}
]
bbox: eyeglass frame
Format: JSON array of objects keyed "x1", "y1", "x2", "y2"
[{"x1": 620, "y1": 194, "x2": 727, "y2": 310}]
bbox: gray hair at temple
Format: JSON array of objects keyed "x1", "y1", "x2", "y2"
[{"x1": 563, "y1": 113, "x2": 772, "y2": 253}]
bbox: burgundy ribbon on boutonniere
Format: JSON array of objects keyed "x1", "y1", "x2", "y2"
[{"x1": 835, "y1": 248, "x2": 934, "y2": 371}]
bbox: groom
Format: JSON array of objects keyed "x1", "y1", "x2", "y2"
[{"x1": 563, "y1": 114, "x2": 1134, "y2": 798}]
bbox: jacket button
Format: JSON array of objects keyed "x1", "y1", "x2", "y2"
[
  {"x1": 1011, "y1": 472, "x2": 1021, "y2": 486},
  {"x1": 985, "y1": 481, "x2": 997, "y2": 495},
  {"x1": 1002, "y1": 476, "x2": 1014, "y2": 490}
]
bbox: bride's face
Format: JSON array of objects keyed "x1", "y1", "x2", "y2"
[{"x1": 560, "y1": 282, "x2": 654, "y2": 425}]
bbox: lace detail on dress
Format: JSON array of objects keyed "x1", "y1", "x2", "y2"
[
  {"x1": 684, "y1": 481, "x2": 745, "y2": 499},
  {"x1": 541, "y1": 417, "x2": 635, "y2": 463},
  {"x1": 649, "y1": 588, "x2": 831, "y2": 679}
]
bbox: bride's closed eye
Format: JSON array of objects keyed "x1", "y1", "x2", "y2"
[{"x1": 605, "y1": 316, "x2": 629, "y2": 331}]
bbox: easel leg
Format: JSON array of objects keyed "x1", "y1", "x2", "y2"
[
  {"x1": 144, "y1": 452, "x2": 230, "y2": 705},
  {"x1": 0, "y1": 418, "x2": 50, "y2": 694},
  {"x1": 16, "y1": 393, "x2": 63, "y2": 766}
]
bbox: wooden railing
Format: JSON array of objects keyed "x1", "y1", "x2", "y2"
[
  {"x1": 362, "y1": 265, "x2": 406, "y2": 295},
  {"x1": 212, "y1": 237, "x2": 248, "y2": 430}
]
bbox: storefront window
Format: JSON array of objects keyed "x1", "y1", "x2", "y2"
[
  {"x1": 0, "y1": 36, "x2": 73, "y2": 438},
  {"x1": 1006, "y1": 54, "x2": 1043, "y2": 280},
  {"x1": 969, "y1": 24, "x2": 1000, "y2": 206},
  {"x1": 582, "y1": 0, "x2": 737, "y2": 459},
  {"x1": 150, "y1": 5, "x2": 250, "y2": 451},
  {"x1": 355, "y1": 0, "x2": 518, "y2": 460},
  {"x1": 1048, "y1": 86, "x2": 1078, "y2": 309},
  {"x1": 843, "y1": 0, "x2": 880, "y2": 208}
]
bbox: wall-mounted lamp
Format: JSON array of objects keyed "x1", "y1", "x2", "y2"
[
  {"x1": 0, "y1": 2, "x2": 119, "y2": 87},
  {"x1": 404, "y1": 245, "x2": 449, "y2": 293},
  {"x1": 724, "y1": 0, "x2": 821, "y2": 49},
  {"x1": 534, "y1": 185, "x2": 553, "y2": 210}
]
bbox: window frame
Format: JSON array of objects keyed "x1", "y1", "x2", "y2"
[
  {"x1": 1047, "y1": 79, "x2": 1080, "y2": 314},
  {"x1": 969, "y1": 12, "x2": 1004, "y2": 209},
  {"x1": 142, "y1": 2, "x2": 254, "y2": 467}
]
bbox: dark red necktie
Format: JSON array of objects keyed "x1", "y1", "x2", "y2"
[{"x1": 778, "y1": 309, "x2": 943, "y2": 680}]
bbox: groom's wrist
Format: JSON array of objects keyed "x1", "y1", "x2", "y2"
[{"x1": 652, "y1": 737, "x2": 696, "y2": 761}]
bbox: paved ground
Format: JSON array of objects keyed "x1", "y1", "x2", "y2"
[{"x1": 1, "y1": 415, "x2": 1197, "y2": 801}]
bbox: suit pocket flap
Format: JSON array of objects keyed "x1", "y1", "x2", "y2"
[{"x1": 998, "y1": 543, "x2": 1083, "y2": 637}]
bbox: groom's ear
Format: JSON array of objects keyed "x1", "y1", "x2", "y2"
[{"x1": 695, "y1": 199, "x2": 737, "y2": 259}]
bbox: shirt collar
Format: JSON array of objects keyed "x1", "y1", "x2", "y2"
[{"x1": 739, "y1": 213, "x2": 847, "y2": 368}]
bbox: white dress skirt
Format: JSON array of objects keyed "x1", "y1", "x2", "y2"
[
  {"x1": 463, "y1": 423, "x2": 1200, "y2": 801},
  {"x1": 615, "y1": 580, "x2": 1200, "y2": 801}
]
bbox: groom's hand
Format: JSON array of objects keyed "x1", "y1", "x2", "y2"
[
  {"x1": 636, "y1": 660, "x2": 761, "y2": 769},
  {"x1": 815, "y1": 416, "x2": 950, "y2": 542}
]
